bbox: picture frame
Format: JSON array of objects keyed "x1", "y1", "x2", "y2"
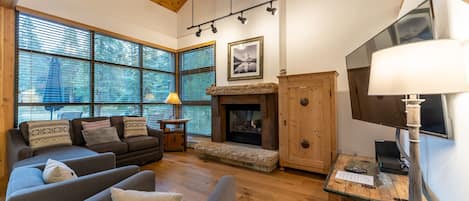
[{"x1": 227, "y1": 36, "x2": 264, "y2": 81}]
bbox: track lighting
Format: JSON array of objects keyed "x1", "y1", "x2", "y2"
[
  {"x1": 238, "y1": 12, "x2": 248, "y2": 24},
  {"x1": 211, "y1": 22, "x2": 217, "y2": 34},
  {"x1": 266, "y1": 1, "x2": 277, "y2": 15},
  {"x1": 195, "y1": 26, "x2": 202, "y2": 37}
]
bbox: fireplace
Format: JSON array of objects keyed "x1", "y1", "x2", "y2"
[
  {"x1": 207, "y1": 83, "x2": 278, "y2": 150},
  {"x1": 226, "y1": 104, "x2": 262, "y2": 146}
]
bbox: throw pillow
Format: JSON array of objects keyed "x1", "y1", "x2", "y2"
[
  {"x1": 82, "y1": 119, "x2": 111, "y2": 131},
  {"x1": 82, "y1": 127, "x2": 121, "y2": 146},
  {"x1": 110, "y1": 188, "x2": 183, "y2": 201},
  {"x1": 27, "y1": 120, "x2": 72, "y2": 150},
  {"x1": 123, "y1": 117, "x2": 148, "y2": 138},
  {"x1": 42, "y1": 159, "x2": 78, "y2": 184}
]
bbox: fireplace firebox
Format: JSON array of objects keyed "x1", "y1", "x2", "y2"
[{"x1": 226, "y1": 104, "x2": 262, "y2": 146}]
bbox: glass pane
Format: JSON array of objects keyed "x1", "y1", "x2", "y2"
[
  {"x1": 143, "y1": 46, "x2": 175, "y2": 72},
  {"x1": 143, "y1": 104, "x2": 174, "y2": 128},
  {"x1": 143, "y1": 71, "x2": 175, "y2": 103},
  {"x1": 18, "y1": 105, "x2": 90, "y2": 124},
  {"x1": 94, "y1": 34, "x2": 139, "y2": 66},
  {"x1": 18, "y1": 51, "x2": 91, "y2": 104},
  {"x1": 94, "y1": 104, "x2": 140, "y2": 117},
  {"x1": 18, "y1": 14, "x2": 91, "y2": 59},
  {"x1": 182, "y1": 105, "x2": 211, "y2": 136},
  {"x1": 94, "y1": 63, "x2": 141, "y2": 103},
  {"x1": 181, "y1": 46, "x2": 214, "y2": 70},
  {"x1": 181, "y1": 72, "x2": 214, "y2": 101}
]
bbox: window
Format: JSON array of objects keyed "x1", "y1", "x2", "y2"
[
  {"x1": 179, "y1": 45, "x2": 216, "y2": 136},
  {"x1": 16, "y1": 13, "x2": 175, "y2": 127}
]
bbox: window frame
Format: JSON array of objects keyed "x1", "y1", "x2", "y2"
[
  {"x1": 14, "y1": 12, "x2": 176, "y2": 126},
  {"x1": 178, "y1": 43, "x2": 216, "y2": 136}
]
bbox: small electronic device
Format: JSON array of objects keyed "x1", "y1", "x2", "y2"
[{"x1": 375, "y1": 140, "x2": 408, "y2": 175}]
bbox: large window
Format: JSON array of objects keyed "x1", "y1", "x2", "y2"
[
  {"x1": 16, "y1": 13, "x2": 175, "y2": 128},
  {"x1": 179, "y1": 45, "x2": 215, "y2": 136}
]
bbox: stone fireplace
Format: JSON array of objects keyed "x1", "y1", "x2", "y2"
[{"x1": 206, "y1": 83, "x2": 278, "y2": 150}]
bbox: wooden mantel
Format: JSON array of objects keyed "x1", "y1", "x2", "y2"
[{"x1": 206, "y1": 83, "x2": 278, "y2": 96}]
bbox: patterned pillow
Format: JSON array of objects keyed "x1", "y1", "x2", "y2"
[
  {"x1": 123, "y1": 117, "x2": 148, "y2": 138},
  {"x1": 82, "y1": 119, "x2": 111, "y2": 131},
  {"x1": 27, "y1": 120, "x2": 72, "y2": 150}
]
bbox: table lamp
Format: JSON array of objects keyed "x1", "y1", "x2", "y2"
[
  {"x1": 165, "y1": 92, "x2": 182, "y2": 119},
  {"x1": 368, "y1": 39, "x2": 469, "y2": 201}
]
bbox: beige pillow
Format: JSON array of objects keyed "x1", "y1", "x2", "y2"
[
  {"x1": 123, "y1": 117, "x2": 148, "y2": 138},
  {"x1": 27, "y1": 120, "x2": 72, "y2": 150},
  {"x1": 111, "y1": 188, "x2": 183, "y2": 201},
  {"x1": 42, "y1": 159, "x2": 78, "y2": 184}
]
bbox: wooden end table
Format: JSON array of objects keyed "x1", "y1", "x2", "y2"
[{"x1": 158, "y1": 119, "x2": 190, "y2": 152}]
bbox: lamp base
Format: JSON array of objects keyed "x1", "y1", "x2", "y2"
[{"x1": 402, "y1": 94, "x2": 424, "y2": 201}]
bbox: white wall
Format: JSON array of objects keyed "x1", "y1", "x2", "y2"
[
  {"x1": 17, "y1": 0, "x2": 178, "y2": 49},
  {"x1": 177, "y1": 0, "x2": 280, "y2": 86},
  {"x1": 284, "y1": 0, "x2": 402, "y2": 156}
]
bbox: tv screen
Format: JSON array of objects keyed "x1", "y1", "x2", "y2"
[{"x1": 345, "y1": 1, "x2": 450, "y2": 137}]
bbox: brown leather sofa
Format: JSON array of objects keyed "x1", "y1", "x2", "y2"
[{"x1": 8, "y1": 116, "x2": 164, "y2": 170}]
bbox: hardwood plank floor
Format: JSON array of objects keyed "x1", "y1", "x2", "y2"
[{"x1": 142, "y1": 150, "x2": 330, "y2": 201}]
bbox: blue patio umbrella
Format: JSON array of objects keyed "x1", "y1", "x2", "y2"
[{"x1": 43, "y1": 57, "x2": 65, "y2": 120}]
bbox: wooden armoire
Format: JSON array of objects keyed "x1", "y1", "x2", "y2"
[{"x1": 278, "y1": 71, "x2": 337, "y2": 174}]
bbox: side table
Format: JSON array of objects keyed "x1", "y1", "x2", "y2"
[{"x1": 158, "y1": 119, "x2": 190, "y2": 152}]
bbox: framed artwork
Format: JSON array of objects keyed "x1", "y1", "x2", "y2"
[
  {"x1": 394, "y1": 8, "x2": 433, "y2": 44},
  {"x1": 227, "y1": 36, "x2": 263, "y2": 81}
]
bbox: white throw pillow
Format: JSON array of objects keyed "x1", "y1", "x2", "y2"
[
  {"x1": 42, "y1": 159, "x2": 78, "y2": 184},
  {"x1": 111, "y1": 188, "x2": 183, "y2": 201}
]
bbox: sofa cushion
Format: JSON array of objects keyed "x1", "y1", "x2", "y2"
[
  {"x1": 13, "y1": 145, "x2": 97, "y2": 169},
  {"x1": 42, "y1": 159, "x2": 78, "y2": 184},
  {"x1": 123, "y1": 136, "x2": 159, "y2": 152},
  {"x1": 71, "y1": 117, "x2": 110, "y2": 146},
  {"x1": 82, "y1": 127, "x2": 121, "y2": 146},
  {"x1": 27, "y1": 120, "x2": 72, "y2": 150},
  {"x1": 123, "y1": 117, "x2": 148, "y2": 138},
  {"x1": 88, "y1": 142, "x2": 128, "y2": 155},
  {"x1": 6, "y1": 167, "x2": 45, "y2": 197},
  {"x1": 82, "y1": 119, "x2": 111, "y2": 131},
  {"x1": 111, "y1": 188, "x2": 183, "y2": 201},
  {"x1": 19, "y1": 122, "x2": 30, "y2": 145}
]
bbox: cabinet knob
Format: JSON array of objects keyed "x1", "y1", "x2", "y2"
[
  {"x1": 301, "y1": 139, "x2": 310, "y2": 149},
  {"x1": 300, "y1": 98, "x2": 309, "y2": 106}
]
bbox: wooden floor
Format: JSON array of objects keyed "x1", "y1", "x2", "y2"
[{"x1": 142, "y1": 150, "x2": 330, "y2": 201}]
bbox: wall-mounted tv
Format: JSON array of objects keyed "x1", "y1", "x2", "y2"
[{"x1": 345, "y1": 0, "x2": 451, "y2": 137}]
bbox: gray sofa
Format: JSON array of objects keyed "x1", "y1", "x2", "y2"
[
  {"x1": 6, "y1": 156, "x2": 146, "y2": 201},
  {"x1": 7, "y1": 116, "x2": 164, "y2": 171}
]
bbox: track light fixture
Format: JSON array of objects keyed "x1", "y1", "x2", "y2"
[
  {"x1": 211, "y1": 22, "x2": 217, "y2": 34},
  {"x1": 188, "y1": 0, "x2": 277, "y2": 35},
  {"x1": 266, "y1": 1, "x2": 277, "y2": 15},
  {"x1": 195, "y1": 26, "x2": 202, "y2": 37},
  {"x1": 238, "y1": 12, "x2": 248, "y2": 24}
]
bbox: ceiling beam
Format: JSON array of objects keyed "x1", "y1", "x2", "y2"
[
  {"x1": 0, "y1": 0, "x2": 18, "y2": 9},
  {"x1": 150, "y1": 0, "x2": 187, "y2": 12}
]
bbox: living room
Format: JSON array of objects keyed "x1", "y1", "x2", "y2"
[{"x1": 1, "y1": 0, "x2": 469, "y2": 201}]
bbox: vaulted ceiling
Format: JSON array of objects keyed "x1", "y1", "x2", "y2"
[{"x1": 150, "y1": 0, "x2": 187, "y2": 12}]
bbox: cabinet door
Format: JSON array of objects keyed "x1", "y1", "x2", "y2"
[{"x1": 285, "y1": 77, "x2": 331, "y2": 170}]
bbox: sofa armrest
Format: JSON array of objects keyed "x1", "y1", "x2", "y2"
[
  {"x1": 207, "y1": 176, "x2": 236, "y2": 201},
  {"x1": 28, "y1": 152, "x2": 116, "y2": 176},
  {"x1": 7, "y1": 129, "x2": 33, "y2": 172},
  {"x1": 7, "y1": 165, "x2": 140, "y2": 201},
  {"x1": 148, "y1": 127, "x2": 164, "y2": 152},
  {"x1": 84, "y1": 170, "x2": 155, "y2": 201}
]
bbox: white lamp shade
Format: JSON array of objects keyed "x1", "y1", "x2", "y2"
[
  {"x1": 164, "y1": 92, "x2": 182, "y2": 104},
  {"x1": 368, "y1": 39, "x2": 469, "y2": 95}
]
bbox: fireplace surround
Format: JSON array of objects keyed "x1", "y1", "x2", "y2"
[{"x1": 207, "y1": 83, "x2": 278, "y2": 150}]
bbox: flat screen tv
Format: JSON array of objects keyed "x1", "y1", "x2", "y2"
[{"x1": 345, "y1": 0, "x2": 451, "y2": 137}]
